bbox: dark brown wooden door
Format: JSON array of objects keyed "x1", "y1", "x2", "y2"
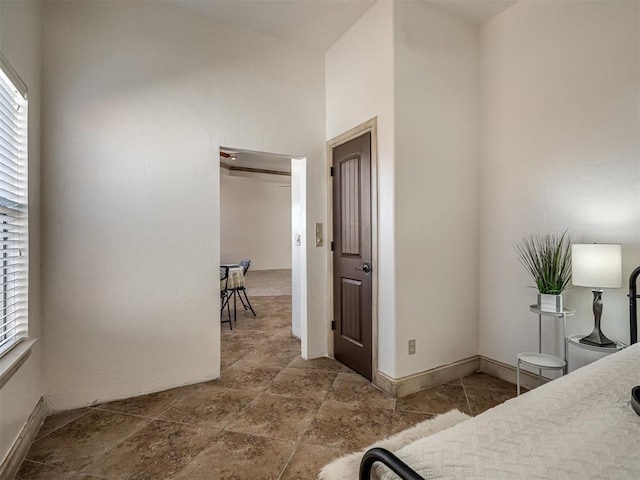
[{"x1": 332, "y1": 133, "x2": 372, "y2": 380}]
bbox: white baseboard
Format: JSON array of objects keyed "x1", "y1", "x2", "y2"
[
  {"x1": 373, "y1": 354, "x2": 549, "y2": 399},
  {"x1": 0, "y1": 396, "x2": 45, "y2": 480},
  {"x1": 375, "y1": 356, "x2": 480, "y2": 398}
]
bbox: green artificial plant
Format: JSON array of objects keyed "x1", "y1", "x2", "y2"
[{"x1": 514, "y1": 230, "x2": 572, "y2": 295}]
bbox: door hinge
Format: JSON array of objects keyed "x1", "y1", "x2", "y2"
[
  {"x1": 331, "y1": 320, "x2": 336, "y2": 330},
  {"x1": 331, "y1": 241, "x2": 334, "y2": 251},
  {"x1": 330, "y1": 167, "x2": 334, "y2": 177}
]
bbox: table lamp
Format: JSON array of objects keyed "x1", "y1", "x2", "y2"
[{"x1": 571, "y1": 244, "x2": 622, "y2": 346}]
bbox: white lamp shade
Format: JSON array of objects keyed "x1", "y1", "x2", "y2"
[{"x1": 571, "y1": 244, "x2": 622, "y2": 288}]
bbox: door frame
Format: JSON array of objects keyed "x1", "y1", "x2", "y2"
[{"x1": 326, "y1": 117, "x2": 379, "y2": 387}]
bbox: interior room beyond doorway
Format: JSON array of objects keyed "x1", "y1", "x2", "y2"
[{"x1": 218, "y1": 147, "x2": 304, "y2": 362}]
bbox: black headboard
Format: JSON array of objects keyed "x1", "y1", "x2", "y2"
[{"x1": 630, "y1": 266, "x2": 640, "y2": 344}]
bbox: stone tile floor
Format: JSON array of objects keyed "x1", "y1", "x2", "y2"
[{"x1": 17, "y1": 296, "x2": 518, "y2": 479}]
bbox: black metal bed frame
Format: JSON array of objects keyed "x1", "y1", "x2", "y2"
[
  {"x1": 358, "y1": 267, "x2": 640, "y2": 480},
  {"x1": 359, "y1": 448, "x2": 424, "y2": 480},
  {"x1": 630, "y1": 266, "x2": 640, "y2": 345}
]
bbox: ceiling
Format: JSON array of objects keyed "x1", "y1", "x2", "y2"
[
  {"x1": 180, "y1": 0, "x2": 376, "y2": 52},
  {"x1": 180, "y1": 1, "x2": 518, "y2": 55},
  {"x1": 426, "y1": 0, "x2": 518, "y2": 26},
  {"x1": 221, "y1": 148, "x2": 292, "y2": 173}
]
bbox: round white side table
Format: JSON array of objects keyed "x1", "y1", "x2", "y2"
[
  {"x1": 516, "y1": 306, "x2": 575, "y2": 396},
  {"x1": 517, "y1": 352, "x2": 565, "y2": 395},
  {"x1": 565, "y1": 334, "x2": 626, "y2": 372}
]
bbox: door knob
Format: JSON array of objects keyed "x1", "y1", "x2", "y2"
[{"x1": 355, "y1": 263, "x2": 372, "y2": 273}]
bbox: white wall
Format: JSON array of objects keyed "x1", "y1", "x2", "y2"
[
  {"x1": 291, "y1": 158, "x2": 307, "y2": 339},
  {"x1": 479, "y1": 1, "x2": 640, "y2": 367},
  {"x1": 326, "y1": 0, "x2": 396, "y2": 375},
  {"x1": 0, "y1": 0, "x2": 42, "y2": 463},
  {"x1": 41, "y1": 1, "x2": 326, "y2": 411},
  {"x1": 220, "y1": 174, "x2": 292, "y2": 270},
  {"x1": 393, "y1": 2, "x2": 479, "y2": 377},
  {"x1": 326, "y1": 1, "x2": 479, "y2": 379}
]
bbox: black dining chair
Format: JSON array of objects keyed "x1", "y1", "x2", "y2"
[
  {"x1": 220, "y1": 266, "x2": 232, "y2": 329},
  {"x1": 230, "y1": 259, "x2": 256, "y2": 317}
]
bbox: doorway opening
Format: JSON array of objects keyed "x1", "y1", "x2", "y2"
[{"x1": 218, "y1": 147, "x2": 307, "y2": 370}]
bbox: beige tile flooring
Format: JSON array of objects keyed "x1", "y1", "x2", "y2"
[
  {"x1": 17, "y1": 296, "x2": 517, "y2": 479},
  {"x1": 243, "y1": 269, "x2": 291, "y2": 297}
]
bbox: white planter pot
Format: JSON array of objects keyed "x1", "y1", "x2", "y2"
[{"x1": 538, "y1": 293, "x2": 563, "y2": 313}]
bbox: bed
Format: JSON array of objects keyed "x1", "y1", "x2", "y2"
[{"x1": 356, "y1": 266, "x2": 640, "y2": 480}]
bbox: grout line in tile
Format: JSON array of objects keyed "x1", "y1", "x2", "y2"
[
  {"x1": 285, "y1": 364, "x2": 349, "y2": 374},
  {"x1": 89, "y1": 406, "x2": 168, "y2": 423},
  {"x1": 78, "y1": 416, "x2": 155, "y2": 476},
  {"x1": 223, "y1": 415, "x2": 316, "y2": 446},
  {"x1": 461, "y1": 378, "x2": 474, "y2": 416},
  {"x1": 460, "y1": 373, "x2": 518, "y2": 392},
  {"x1": 27, "y1": 413, "x2": 151, "y2": 477},
  {"x1": 394, "y1": 406, "x2": 459, "y2": 417},
  {"x1": 34, "y1": 408, "x2": 94, "y2": 442},
  {"x1": 16, "y1": 458, "x2": 79, "y2": 477},
  {"x1": 274, "y1": 391, "x2": 330, "y2": 480},
  {"x1": 321, "y1": 396, "x2": 394, "y2": 411},
  {"x1": 150, "y1": 386, "x2": 210, "y2": 421},
  {"x1": 275, "y1": 436, "x2": 303, "y2": 480},
  {"x1": 462, "y1": 384, "x2": 517, "y2": 393},
  {"x1": 218, "y1": 395, "x2": 264, "y2": 435},
  {"x1": 73, "y1": 472, "x2": 112, "y2": 480},
  {"x1": 208, "y1": 417, "x2": 244, "y2": 436},
  {"x1": 247, "y1": 389, "x2": 324, "y2": 403},
  {"x1": 18, "y1": 459, "x2": 50, "y2": 467}
]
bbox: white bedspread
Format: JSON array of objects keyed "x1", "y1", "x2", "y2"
[{"x1": 377, "y1": 343, "x2": 640, "y2": 480}]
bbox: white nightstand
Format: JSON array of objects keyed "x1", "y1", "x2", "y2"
[
  {"x1": 565, "y1": 334, "x2": 626, "y2": 372},
  {"x1": 517, "y1": 305, "x2": 575, "y2": 395}
]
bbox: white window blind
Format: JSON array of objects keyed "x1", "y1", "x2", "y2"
[{"x1": 0, "y1": 52, "x2": 28, "y2": 358}]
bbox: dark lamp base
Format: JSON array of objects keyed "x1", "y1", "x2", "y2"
[
  {"x1": 579, "y1": 329, "x2": 615, "y2": 347},
  {"x1": 580, "y1": 289, "x2": 615, "y2": 347}
]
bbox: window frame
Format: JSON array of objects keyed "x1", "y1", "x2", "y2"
[{"x1": 0, "y1": 51, "x2": 29, "y2": 360}]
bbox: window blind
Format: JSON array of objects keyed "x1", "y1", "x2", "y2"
[{"x1": 0, "y1": 52, "x2": 28, "y2": 358}]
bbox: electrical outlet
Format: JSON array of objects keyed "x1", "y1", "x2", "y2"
[{"x1": 408, "y1": 339, "x2": 416, "y2": 355}]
